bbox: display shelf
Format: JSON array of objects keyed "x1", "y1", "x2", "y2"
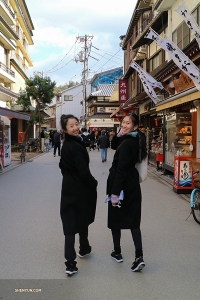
[
  {"x1": 176, "y1": 133, "x2": 192, "y2": 136},
  {"x1": 176, "y1": 123, "x2": 192, "y2": 127}
]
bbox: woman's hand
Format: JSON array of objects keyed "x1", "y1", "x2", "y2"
[
  {"x1": 117, "y1": 129, "x2": 124, "y2": 137},
  {"x1": 111, "y1": 194, "x2": 119, "y2": 206}
]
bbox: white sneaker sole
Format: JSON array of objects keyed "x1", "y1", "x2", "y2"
[
  {"x1": 65, "y1": 270, "x2": 78, "y2": 275},
  {"x1": 77, "y1": 253, "x2": 91, "y2": 258},
  {"x1": 132, "y1": 262, "x2": 145, "y2": 272},
  {"x1": 111, "y1": 256, "x2": 123, "y2": 263}
]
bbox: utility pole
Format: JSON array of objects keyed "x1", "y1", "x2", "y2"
[{"x1": 76, "y1": 34, "x2": 93, "y2": 128}]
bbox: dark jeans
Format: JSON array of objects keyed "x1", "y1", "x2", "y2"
[
  {"x1": 111, "y1": 228, "x2": 143, "y2": 258},
  {"x1": 54, "y1": 143, "x2": 60, "y2": 155},
  {"x1": 64, "y1": 227, "x2": 90, "y2": 263}
]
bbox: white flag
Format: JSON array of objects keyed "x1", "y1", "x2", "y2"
[
  {"x1": 145, "y1": 28, "x2": 200, "y2": 90},
  {"x1": 131, "y1": 61, "x2": 163, "y2": 89},
  {"x1": 138, "y1": 73, "x2": 160, "y2": 104},
  {"x1": 176, "y1": 3, "x2": 200, "y2": 49}
]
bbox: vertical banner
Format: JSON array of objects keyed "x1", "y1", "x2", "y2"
[
  {"x1": 145, "y1": 28, "x2": 200, "y2": 90},
  {"x1": 119, "y1": 79, "x2": 128, "y2": 103},
  {"x1": 176, "y1": 3, "x2": 200, "y2": 49}
]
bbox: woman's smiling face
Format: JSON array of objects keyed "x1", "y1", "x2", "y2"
[
  {"x1": 65, "y1": 118, "x2": 80, "y2": 136},
  {"x1": 121, "y1": 116, "x2": 137, "y2": 134}
]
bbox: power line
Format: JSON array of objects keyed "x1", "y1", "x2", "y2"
[{"x1": 44, "y1": 41, "x2": 81, "y2": 73}]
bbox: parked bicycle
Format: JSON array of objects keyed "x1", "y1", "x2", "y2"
[
  {"x1": 190, "y1": 170, "x2": 200, "y2": 224},
  {"x1": 18, "y1": 143, "x2": 27, "y2": 164}
]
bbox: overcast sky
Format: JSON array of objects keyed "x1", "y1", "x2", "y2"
[{"x1": 26, "y1": 0, "x2": 137, "y2": 86}]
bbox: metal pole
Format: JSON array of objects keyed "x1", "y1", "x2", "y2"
[{"x1": 84, "y1": 34, "x2": 87, "y2": 127}]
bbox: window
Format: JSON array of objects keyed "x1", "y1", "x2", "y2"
[
  {"x1": 172, "y1": 4, "x2": 200, "y2": 48},
  {"x1": 64, "y1": 95, "x2": 73, "y2": 101},
  {"x1": 149, "y1": 50, "x2": 163, "y2": 72}
]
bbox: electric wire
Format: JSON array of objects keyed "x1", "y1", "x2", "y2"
[{"x1": 44, "y1": 41, "x2": 82, "y2": 74}]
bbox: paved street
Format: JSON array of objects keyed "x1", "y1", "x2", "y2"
[{"x1": 0, "y1": 148, "x2": 200, "y2": 300}]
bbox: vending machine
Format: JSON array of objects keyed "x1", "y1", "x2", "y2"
[
  {"x1": 0, "y1": 117, "x2": 11, "y2": 167},
  {"x1": 0, "y1": 121, "x2": 3, "y2": 169}
]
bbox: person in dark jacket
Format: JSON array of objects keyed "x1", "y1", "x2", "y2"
[
  {"x1": 97, "y1": 130, "x2": 109, "y2": 162},
  {"x1": 106, "y1": 113, "x2": 147, "y2": 272},
  {"x1": 59, "y1": 114, "x2": 98, "y2": 276},
  {"x1": 89, "y1": 131, "x2": 96, "y2": 150},
  {"x1": 53, "y1": 130, "x2": 61, "y2": 157}
]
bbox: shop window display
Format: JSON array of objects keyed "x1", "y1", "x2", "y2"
[{"x1": 165, "y1": 112, "x2": 192, "y2": 168}]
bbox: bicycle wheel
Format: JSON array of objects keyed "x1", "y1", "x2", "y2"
[
  {"x1": 20, "y1": 152, "x2": 23, "y2": 164},
  {"x1": 23, "y1": 152, "x2": 25, "y2": 163},
  {"x1": 191, "y1": 189, "x2": 200, "y2": 224}
]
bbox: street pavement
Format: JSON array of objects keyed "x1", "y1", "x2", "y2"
[{"x1": 0, "y1": 148, "x2": 199, "y2": 300}]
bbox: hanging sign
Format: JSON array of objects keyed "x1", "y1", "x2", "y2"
[
  {"x1": 176, "y1": 3, "x2": 200, "y2": 49},
  {"x1": 145, "y1": 28, "x2": 200, "y2": 90},
  {"x1": 119, "y1": 79, "x2": 128, "y2": 103}
]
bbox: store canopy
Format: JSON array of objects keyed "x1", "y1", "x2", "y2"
[
  {"x1": 0, "y1": 107, "x2": 30, "y2": 120},
  {"x1": 156, "y1": 87, "x2": 200, "y2": 111}
]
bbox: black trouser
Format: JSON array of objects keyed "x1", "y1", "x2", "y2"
[
  {"x1": 54, "y1": 142, "x2": 60, "y2": 155},
  {"x1": 111, "y1": 228, "x2": 143, "y2": 258},
  {"x1": 64, "y1": 227, "x2": 90, "y2": 263}
]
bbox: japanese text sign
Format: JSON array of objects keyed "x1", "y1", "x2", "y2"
[{"x1": 119, "y1": 80, "x2": 128, "y2": 103}]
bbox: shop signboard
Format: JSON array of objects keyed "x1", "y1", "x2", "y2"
[
  {"x1": 119, "y1": 79, "x2": 128, "y2": 103},
  {"x1": 105, "y1": 107, "x2": 118, "y2": 113},
  {"x1": 174, "y1": 159, "x2": 179, "y2": 186},
  {"x1": 179, "y1": 160, "x2": 192, "y2": 187},
  {"x1": 97, "y1": 107, "x2": 105, "y2": 113}
]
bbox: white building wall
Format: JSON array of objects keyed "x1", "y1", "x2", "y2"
[{"x1": 56, "y1": 84, "x2": 91, "y2": 129}]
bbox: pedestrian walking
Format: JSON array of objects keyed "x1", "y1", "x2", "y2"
[
  {"x1": 97, "y1": 130, "x2": 109, "y2": 162},
  {"x1": 89, "y1": 131, "x2": 96, "y2": 150},
  {"x1": 106, "y1": 113, "x2": 147, "y2": 272},
  {"x1": 59, "y1": 114, "x2": 98, "y2": 276},
  {"x1": 53, "y1": 129, "x2": 61, "y2": 157}
]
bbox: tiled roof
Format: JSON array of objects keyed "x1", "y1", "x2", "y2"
[
  {"x1": 88, "y1": 113, "x2": 111, "y2": 119},
  {"x1": 91, "y1": 84, "x2": 116, "y2": 97}
]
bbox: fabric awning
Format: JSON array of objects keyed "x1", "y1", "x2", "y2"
[{"x1": 0, "y1": 107, "x2": 30, "y2": 120}]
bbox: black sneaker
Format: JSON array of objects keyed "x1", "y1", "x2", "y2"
[
  {"x1": 131, "y1": 257, "x2": 145, "y2": 272},
  {"x1": 111, "y1": 251, "x2": 123, "y2": 263},
  {"x1": 77, "y1": 248, "x2": 91, "y2": 258},
  {"x1": 65, "y1": 262, "x2": 78, "y2": 275}
]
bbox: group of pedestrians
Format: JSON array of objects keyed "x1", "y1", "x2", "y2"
[{"x1": 58, "y1": 113, "x2": 147, "y2": 276}]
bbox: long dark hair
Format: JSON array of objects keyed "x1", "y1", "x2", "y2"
[
  {"x1": 124, "y1": 113, "x2": 147, "y2": 161},
  {"x1": 60, "y1": 114, "x2": 79, "y2": 130}
]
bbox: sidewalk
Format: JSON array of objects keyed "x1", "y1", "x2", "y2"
[
  {"x1": 0, "y1": 151, "x2": 46, "y2": 175},
  {"x1": 148, "y1": 165, "x2": 190, "y2": 202}
]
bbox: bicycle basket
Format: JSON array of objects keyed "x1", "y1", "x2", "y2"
[{"x1": 18, "y1": 143, "x2": 26, "y2": 150}]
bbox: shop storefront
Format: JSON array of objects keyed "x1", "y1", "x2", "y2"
[
  {"x1": 0, "y1": 107, "x2": 30, "y2": 168},
  {"x1": 155, "y1": 87, "x2": 199, "y2": 174}
]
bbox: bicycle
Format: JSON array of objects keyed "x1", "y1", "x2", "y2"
[
  {"x1": 190, "y1": 169, "x2": 200, "y2": 224},
  {"x1": 18, "y1": 143, "x2": 27, "y2": 164}
]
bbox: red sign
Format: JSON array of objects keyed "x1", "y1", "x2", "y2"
[{"x1": 119, "y1": 79, "x2": 128, "y2": 103}]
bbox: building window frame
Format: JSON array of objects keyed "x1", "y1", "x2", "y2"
[{"x1": 64, "y1": 95, "x2": 73, "y2": 101}]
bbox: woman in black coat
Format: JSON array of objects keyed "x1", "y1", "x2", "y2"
[
  {"x1": 59, "y1": 114, "x2": 98, "y2": 275},
  {"x1": 107, "y1": 113, "x2": 147, "y2": 272}
]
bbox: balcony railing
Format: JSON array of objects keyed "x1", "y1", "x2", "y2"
[
  {"x1": 0, "y1": 61, "x2": 15, "y2": 77},
  {"x1": 10, "y1": 52, "x2": 28, "y2": 74},
  {"x1": 0, "y1": 0, "x2": 15, "y2": 19}
]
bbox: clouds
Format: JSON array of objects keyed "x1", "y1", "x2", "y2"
[{"x1": 26, "y1": 0, "x2": 137, "y2": 85}]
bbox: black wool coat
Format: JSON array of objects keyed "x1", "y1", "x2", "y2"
[
  {"x1": 59, "y1": 134, "x2": 97, "y2": 235},
  {"x1": 106, "y1": 134, "x2": 141, "y2": 229}
]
